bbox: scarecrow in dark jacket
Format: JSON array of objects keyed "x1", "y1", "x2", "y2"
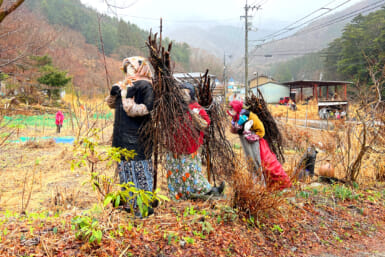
[
  {"x1": 165, "y1": 83, "x2": 224, "y2": 200},
  {"x1": 106, "y1": 56, "x2": 154, "y2": 210},
  {"x1": 296, "y1": 146, "x2": 318, "y2": 179}
]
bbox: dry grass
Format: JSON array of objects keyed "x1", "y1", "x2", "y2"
[
  {"x1": 231, "y1": 163, "x2": 284, "y2": 218},
  {"x1": 269, "y1": 100, "x2": 320, "y2": 120}
]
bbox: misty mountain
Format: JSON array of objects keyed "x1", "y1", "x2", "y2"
[
  {"x1": 246, "y1": 0, "x2": 383, "y2": 77},
  {"x1": 165, "y1": 22, "x2": 283, "y2": 60},
  {"x1": 166, "y1": 0, "x2": 383, "y2": 80}
]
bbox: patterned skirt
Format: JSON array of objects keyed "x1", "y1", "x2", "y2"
[
  {"x1": 165, "y1": 152, "x2": 211, "y2": 200},
  {"x1": 118, "y1": 159, "x2": 154, "y2": 206}
]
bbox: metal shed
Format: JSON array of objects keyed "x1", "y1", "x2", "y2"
[{"x1": 251, "y1": 82, "x2": 290, "y2": 104}]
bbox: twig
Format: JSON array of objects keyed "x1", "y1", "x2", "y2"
[
  {"x1": 41, "y1": 239, "x2": 52, "y2": 257},
  {"x1": 119, "y1": 245, "x2": 131, "y2": 257},
  {"x1": 97, "y1": 14, "x2": 111, "y2": 91}
]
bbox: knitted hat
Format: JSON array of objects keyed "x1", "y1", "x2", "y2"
[
  {"x1": 121, "y1": 56, "x2": 153, "y2": 80},
  {"x1": 228, "y1": 100, "x2": 243, "y2": 122},
  {"x1": 180, "y1": 82, "x2": 196, "y2": 101}
]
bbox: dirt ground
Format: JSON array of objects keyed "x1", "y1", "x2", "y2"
[
  {"x1": 0, "y1": 115, "x2": 381, "y2": 212},
  {"x1": 0, "y1": 105, "x2": 384, "y2": 256}
]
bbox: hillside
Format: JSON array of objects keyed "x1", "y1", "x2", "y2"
[
  {"x1": 0, "y1": 5, "x2": 122, "y2": 96},
  {"x1": 0, "y1": 0, "x2": 223, "y2": 96}
]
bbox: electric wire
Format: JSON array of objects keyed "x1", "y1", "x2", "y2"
[
  {"x1": 253, "y1": 0, "x2": 385, "y2": 48},
  {"x1": 259, "y1": 0, "x2": 341, "y2": 40},
  {"x1": 257, "y1": 0, "x2": 352, "y2": 42}
]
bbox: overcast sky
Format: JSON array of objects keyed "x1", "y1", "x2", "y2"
[{"x1": 80, "y1": 0, "x2": 364, "y2": 31}]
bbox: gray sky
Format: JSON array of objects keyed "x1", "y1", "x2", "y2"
[{"x1": 80, "y1": 0, "x2": 364, "y2": 31}]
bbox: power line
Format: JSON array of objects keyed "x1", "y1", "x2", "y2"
[
  {"x1": 299, "y1": 0, "x2": 385, "y2": 34},
  {"x1": 117, "y1": 13, "x2": 239, "y2": 23},
  {"x1": 257, "y1": 0, "x2": 352, "y2": 42},
  {"x1": 260, "y1": 0, "x2": 341, "y2": 40},
  {"x1": 253, "y1": 0, "x2": 385, "y2": 48}
]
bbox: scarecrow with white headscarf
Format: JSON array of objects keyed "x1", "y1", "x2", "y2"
[{"x1": 106, "y1": 56, "x2": 155, "y2": 213}]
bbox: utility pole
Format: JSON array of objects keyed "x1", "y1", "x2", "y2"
[
  {"x1": 223, "y1": 52, "x2": 232, "y2": 103},
  {"x1": 223, "y1": 52, "x2": 227, "y2": 101},
  {"x1": 241, "y1": 0, "x2": 260, "y2": 100}
]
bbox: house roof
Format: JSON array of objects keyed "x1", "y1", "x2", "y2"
[
  {"x1": 256, "y1": 81, "x2": 288, "y2": 88},
  {"x1": 174, "y1": 72, "x2": 217, "y2": 80},
  {"x1": 249, "y1": 74, "x2": 275, "y2": 82},
  {"x1": 282, "y1": 80, "x2": 352, "y2": 89}
]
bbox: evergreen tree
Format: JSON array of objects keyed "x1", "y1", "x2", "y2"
[{"x1": 37, "y1": 65, "x2": 71, "y2": 100}]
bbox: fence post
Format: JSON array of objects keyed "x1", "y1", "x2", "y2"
[{"x1": 305, "y1": 104, "x2": 308, "y2": 128}]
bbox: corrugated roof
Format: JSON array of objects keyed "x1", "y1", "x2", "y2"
[
  {"x1": 282, "y1": 80, "x2": 352, "y2": 88},
  {"x1": 257, "y1": 82, "x2": 288, "y2": 87}
]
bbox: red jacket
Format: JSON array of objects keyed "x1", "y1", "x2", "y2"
[
  {"x1": 172, "y1": 102, "x2": 210, "y2": 155},
  {"x1": 55, "y1": 111, "x2": 64, "y2": 125}
]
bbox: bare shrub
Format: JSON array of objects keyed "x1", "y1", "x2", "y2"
[
  {"x1": 24, "y1": 138, "x2": 55, "y2": 148},
  {"x1": 231, "y1": 161, "x2": 283, "y2": 218}
]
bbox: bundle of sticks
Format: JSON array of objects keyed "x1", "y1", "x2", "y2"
[
  {"x1": 196, "y1": 70, "x2": 236, "y2": 185},
  {"x1": 142, "y1": 32, "x2": 197, "y2": 189},
  {"x1": 245, "y1": 90, "x2": 285, "y2": 163}
]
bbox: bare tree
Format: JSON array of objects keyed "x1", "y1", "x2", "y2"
[
  {"x1": 334, "y1": 59, "x2": 384, "y2": 182},
  {"x1": 0, "y1": 0, "x2": 25, "y2": 24}
]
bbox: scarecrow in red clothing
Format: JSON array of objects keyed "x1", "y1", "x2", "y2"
[
  {"x1": 55, "y1": 110, "x2": 64, "y2": 133},
  {"x1": 165, "y1": 82, "x2": 225, "y2": 200}
]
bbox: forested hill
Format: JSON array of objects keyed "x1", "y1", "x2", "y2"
[
  {"x1": 269, "y1": 6, "x2": 385, "y2": 99},
  {"x1": 25, "y1": 0, "x2": 191, "y2": 69}
]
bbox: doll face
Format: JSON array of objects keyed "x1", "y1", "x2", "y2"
[
  {"x1": 182, "y1": 88, "x2": 191, "y2": 103},
  {"x1": 227, "y1": 107, "x2": 237, "y2": 119},
  {"x1": 228, "y1": 107, "x2": 236, "y2": 116}
]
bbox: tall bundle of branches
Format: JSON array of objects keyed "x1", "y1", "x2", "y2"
[
  {"x1": 142, "y1": 32, "x2": 197, "y2": 189},
  {"x1": 196, "y1": 70, "x2": 236, "y2": 184},
  {"x1": 245, "y1": 91, "x2": 285, "y2": 163}
]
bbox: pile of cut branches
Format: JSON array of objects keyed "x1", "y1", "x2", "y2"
[
  {"x1": 245, "y1": 91, "x2": 285, "y2": 163},
  {"x1": 196, "y1": 70, "x2": 236, "y2": 184},
  {"x1": 143, "y1": 32, "x2": 197, "y2": 188}
]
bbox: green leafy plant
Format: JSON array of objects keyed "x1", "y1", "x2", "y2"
[
  {"x1": 72, "y1": 133, "x2": 169, "y2": 217},
  {"x1": 71, "y1": 132, "x2": 136, "y2": 198},
  {"x1": 333, "y1": 184, "x2": 357, "y2": 201},
  {"x1": 298, "y1": 190, "x2": 310, "y2": 199},
  {"x1": 164, "y1": 231, "x2": 179, "y2": 245},
  {"x1": 183, "y1": 206, "x2": 197, "y2": 217},
  {"x1": 103, "y1": 184, "x2": 169, "y2": 217},
  {"x1": 183, "y1": 236, "x2": 195, "y2": 244},
  {"x1": 271, "y1": 224, "x2": 284, "y2": 234},
  {"x1": 201, "y1": 221, "x2": 214, "y2": 235},
  {"x1": 71, "y1": 215, "x2": 103, "y2": 244}
]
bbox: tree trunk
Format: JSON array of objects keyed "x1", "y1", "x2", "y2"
[{"x1": 0, "y1": 0, "x2": 25, "y2": 24}]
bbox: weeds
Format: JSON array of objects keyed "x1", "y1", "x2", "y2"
[
  {"x1": 71, "y1": 215, "x2": 103, "y2": 244},
  {"x1": 271, "y1": 224, "x2": 284, "y2": 234},
  {"x1": 20, "y1": 158, "x2": 40, "y2": 214},
  {"x1": 103, "y1": 184, "x2": 169, "y2": 217},
  {"x1": 332, "y1": 184, "x2": 358, "y2": 201}
]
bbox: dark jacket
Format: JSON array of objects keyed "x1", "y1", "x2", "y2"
[{"x1": 112, "y1": 80, "x2": 154, "y2": 161}]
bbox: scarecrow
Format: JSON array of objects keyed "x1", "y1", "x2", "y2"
[
  {"x1": 106, "y1": 56, "x2": 155, "y2": 214},
  {"x1": 227, "y1": 97, "x2": 291, "y2": 189},
  {"x1": 144, "y1": 33, "x2": 224, "y2": 201},
  {"x1": 55, "y1": 110, "x2": 64, "y2": 133},
  {"x1": 165, "y1": 82, "x2": 225, "y2": 200}
]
